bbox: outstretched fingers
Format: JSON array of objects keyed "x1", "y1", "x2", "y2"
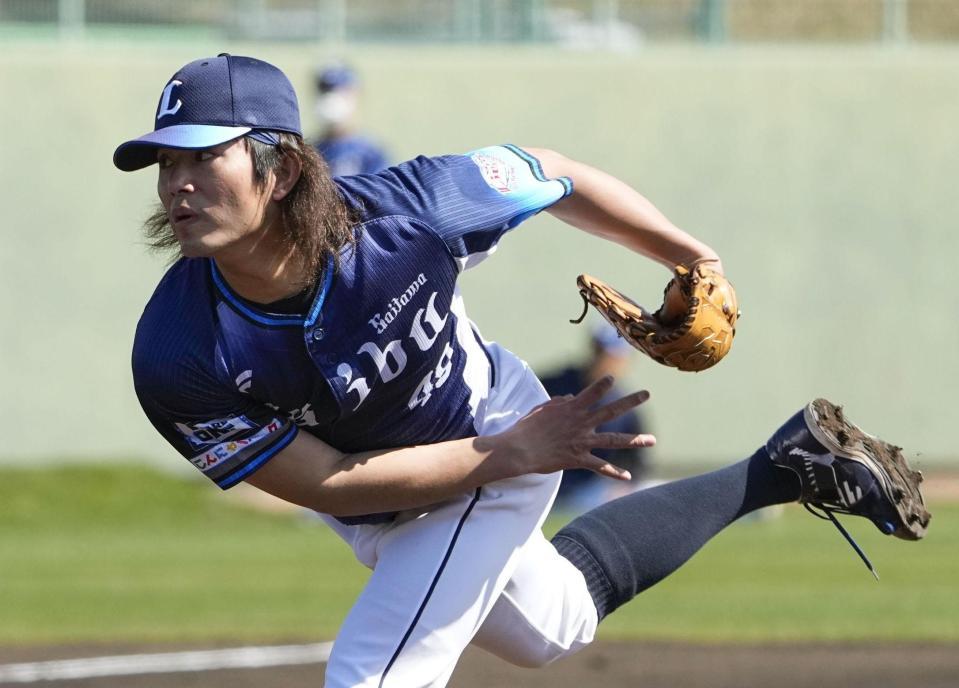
[
  {"x1": 590, "y1": 389, "x2": 651, "y2": 425},
  {"x1": 577, "y1": 455, "x2": 633, "y2": 481},
  {"x1": 576, "y1": 433, "x2": 653, "y2": 481},
  {"x1": 570, "y1": 374, "x2": 616, "y2": 409},
  {"x1": 586, "y1": 432, "x2": 656, "y2": 450}
]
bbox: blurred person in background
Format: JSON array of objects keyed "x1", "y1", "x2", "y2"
[
  {"x1": 311, "y1": 62, "x2": 389, "y2": 176},
  {"x1": 541, "y1": 321, "x2": 651, "y2": 514}
]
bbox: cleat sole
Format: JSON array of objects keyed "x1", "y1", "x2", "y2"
[{"x1": 804, "y1": 399, "x2": 930, "y2": 541}]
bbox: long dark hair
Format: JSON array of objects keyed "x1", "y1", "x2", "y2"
[{"x1": 142, "y1": 133, "x2": 357, "y2": 281}]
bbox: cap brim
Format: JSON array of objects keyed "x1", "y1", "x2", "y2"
[{"x1": 113, "y1": 124, "x2": 253, "y2": 171}]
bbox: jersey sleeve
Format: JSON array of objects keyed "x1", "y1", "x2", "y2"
[
  {"x1": 340, "y1": 144, "x2": 573, "y2": 270},
  {"x1": 133, "y1": 342, "x2": 298, "y2": 490}
]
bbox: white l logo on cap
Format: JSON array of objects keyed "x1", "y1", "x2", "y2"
[{"x1": 157, "y1": 80, "x2": 183, "y2": 119}]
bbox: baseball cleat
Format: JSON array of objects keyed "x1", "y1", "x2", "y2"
[{"x1": 766, "y1": 398, "x2": 930, "y2": 579}]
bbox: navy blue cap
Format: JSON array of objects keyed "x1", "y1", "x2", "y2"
[
  {"x1": 113, "y1": 54, "x2": 302, "y2": 172},
  {"x1": 315, "y1": 63, "x2": 357, "y2": 93}
]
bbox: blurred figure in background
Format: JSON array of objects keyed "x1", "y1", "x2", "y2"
[
  {"x1": 311, "y1": 62, "x2": 389, "y2": 176},
  {"x1": 541, "y1": 321, "x2": 652, "y2": 514}
]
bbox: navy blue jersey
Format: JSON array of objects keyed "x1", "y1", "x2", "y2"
[
  {"x1": 315, "y1": 134, "x2": 388, "y2": 176},
  {"x1": 133, "y1": 145, "x2": 571, "y2": 499}
]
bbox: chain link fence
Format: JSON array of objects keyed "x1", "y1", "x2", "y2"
[{"x1": 1, "y1": 0, "x2": 957, "y2": 43}]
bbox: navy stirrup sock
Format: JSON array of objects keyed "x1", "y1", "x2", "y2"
[{"x1": 552, "y1": 447, "x2": 801, "y2": 621}]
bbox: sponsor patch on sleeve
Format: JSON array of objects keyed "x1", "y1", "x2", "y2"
[
  {"x1": 187, "y1": 418, "x2": 284, "y2": 473},
  {"x1": 174, "y1": 416, "x2": 255, "y2": 451}
]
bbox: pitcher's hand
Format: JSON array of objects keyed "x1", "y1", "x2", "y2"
[{"x1": 493, "y1": 376, "x2": 655, "y2": 481}]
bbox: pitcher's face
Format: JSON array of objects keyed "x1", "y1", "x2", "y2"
[{"x1": 157, "y1": 138, "x2": 272, "y2": 257}]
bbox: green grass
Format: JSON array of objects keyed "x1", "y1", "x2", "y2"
[
  {"x1": 0, "y1": 466, "x2": 370, "y2": 645},
  {"x1": 1, "y1": 466, "x2": 956, "y2": 645}
]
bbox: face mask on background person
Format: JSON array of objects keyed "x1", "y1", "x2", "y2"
[{"x1": 315, "y1": 89, "x2": 357, "y2": 126}]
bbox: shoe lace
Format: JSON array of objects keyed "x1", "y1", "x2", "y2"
[{"x1": 803, "y1": 503, "x2": 879, "y2": 581}]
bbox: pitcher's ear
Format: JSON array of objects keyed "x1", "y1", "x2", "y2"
[{"x1": 272, "y1": 151, "x2": 303, "y2": 201}]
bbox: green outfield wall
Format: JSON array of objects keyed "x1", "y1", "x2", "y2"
[{"x1": 1, "y1": 41, "x2": 955, "y2": 469}]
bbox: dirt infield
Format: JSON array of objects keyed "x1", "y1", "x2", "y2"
[{"x1": 2, "y1": 641, "x2": 957, "y2": 688}]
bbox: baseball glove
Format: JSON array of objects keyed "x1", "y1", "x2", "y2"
[{"x1": 572, "y1": 264, "x2": 739, "y2": 372}]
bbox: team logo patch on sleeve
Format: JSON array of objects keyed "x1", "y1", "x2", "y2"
[
  {"x1": 470, "y1": 152, "x2": 516, "y2": 194},
  {"x1": 174, "y1": 416, "x2": 254, "y2": 451}
]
